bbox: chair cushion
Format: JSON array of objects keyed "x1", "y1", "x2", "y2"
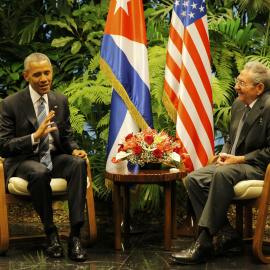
[
  {"x1": 8, "y1": 177, "x2": 67, "y2": 196},
  {"x1": 233, "y1": 180, "x2": 264, "y2": 200},
  {"x1": 8, "y1": 176, "x2": 90, "y2": 196}
]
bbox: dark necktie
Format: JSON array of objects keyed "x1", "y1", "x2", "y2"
[
  {"x1": 230, "y1": 105, "x2": 251, "y2": 155},
  {"x1": 37, "y1": 97, "x2": 53, "y2": 170}
]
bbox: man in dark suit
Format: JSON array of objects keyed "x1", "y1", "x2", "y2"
[
  {"x1": 0, "y1": 53, "x2": 88, "y2": 261},
  {"x1": 172, "y1": 61, "x2": 270, "y2": 264}
]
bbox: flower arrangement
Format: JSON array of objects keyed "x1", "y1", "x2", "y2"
[{"x1": 111, "y1": 128, "x2": 190, "y2": 168}]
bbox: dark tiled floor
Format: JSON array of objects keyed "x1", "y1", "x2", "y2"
[{"x1": 2, "y1": 223, "x2": 270, "y2": 270}]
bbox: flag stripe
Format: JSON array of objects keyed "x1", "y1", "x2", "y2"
[
  {"x1": 183, "y1": 28, "x2": 212, "y2": 102},
  {"x1": 163, "y1": 0, "x2": 214, "y2": 171},
  {"x1": 164, "y1": 78, "x2": 179, "y2": 111},
  {"x1": 101, "y1": 34, "x2": 152, "y2": 128},
  {"x1": 195, "y1": 18, "x2": 211, "y2": 64},
  {"x1": 107, "y1": 90, "x2": 128, "y2": 153},
  {"x1": 169, "y1": 24, "x2": 183, "y2": 59},
  {"x1": 180, "y1": 45, "x2": 213, "y2": 121},
  {"x1": 176, "y1": 98, "x2": 209, "y2": 167},
  {"x1": 180, "y1": 65, "x2": 215, "y2": 153},
  {"x1": 178, "y1": 82, "x2": 214, "y2": 158},
  {"x1": 166, "y1": 52, "x2": 181, "y2": 84},
  {"x1": 111, "y1": 34, "x2": 150, "y2": 88}
]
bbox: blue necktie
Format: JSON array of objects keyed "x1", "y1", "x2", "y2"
[{"x1": 37, "y1": 97, "x2": 53, "y2": 170}]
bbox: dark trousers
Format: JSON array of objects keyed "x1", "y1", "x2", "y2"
[
  {"x1": 185, "y1": 163, "x2": 263, "y2": 236},
  {"x1": 14, "y1": 154, "x2": 87, "y2": 231}
]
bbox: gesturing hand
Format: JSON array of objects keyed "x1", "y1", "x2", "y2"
[{"x1": 33, "y1": 110, "x2": 57, "y2": 141}]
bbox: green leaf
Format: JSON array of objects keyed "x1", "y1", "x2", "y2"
[
  {"x1": 71, "y1": 41, "x2": 82, "y2": 54},
  {"x1": 83, "y1": 21, "x2": 92, "y2": 33},
  {"x1": 9, "y1": 73, "x2": 20, "y2": 80},
  {"x1": 0, "y1": 68, "x2": 4, "y2": 76},
  {"x1": 64, "y1": 15, "x2": 78, "y2": 31},
  {"x1": 232, "y1": 18, "x2": 241, "y2": 39},
  {"x1": 235, "y1": 29, "x2": 243, "y2": 44},
  {"x1": 19, "y1": 17, "x2": 44, "y2": 45},
  {"x1": 51, "y1": 37, "x2": 75, "y2": 47},
  {"x1": 7, "y1": 90, "x2": 15, "y2": 96},
  {"x1": 47, "y1": 21, "x2": 74, "y2": 34},
  {"x1": 11, "y1": 63, "x2": 22, "y2": 72}
]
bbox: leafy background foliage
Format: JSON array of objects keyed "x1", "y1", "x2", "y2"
[{"x1": 1, "y1": 0, "x2": 270, "y2": 217}]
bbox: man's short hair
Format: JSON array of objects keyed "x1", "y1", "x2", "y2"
[
  {"x1": 244, "y1": 61, "x2": 270, "y2": 91},
  {"x1": 24, "y1": 53, "x2": 52, "y2": 73}
]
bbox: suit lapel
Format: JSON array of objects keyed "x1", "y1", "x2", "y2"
[
  {"x1": 236, "y1": 92, "x2": 270, "y2": 148},
  {"x1": 231, "y1": 103, "x2": 245, "y2": 138},
  {"x1": 47, "y1": 91, "x2": 60, "y2": 143},
  {"x1": 21, "y1": 87, "x2": 38, "y2": 130}
]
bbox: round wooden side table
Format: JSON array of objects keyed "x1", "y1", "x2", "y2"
[{"x1": 105, "y1": 167, "x2": 187, "y2": 250}]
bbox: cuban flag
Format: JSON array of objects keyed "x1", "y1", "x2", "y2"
[{"x1": 100, "y1": 0, "x2": 153, "y2": 173}]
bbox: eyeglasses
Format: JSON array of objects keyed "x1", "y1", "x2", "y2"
[{"x1": 234, "y1": 78, "x2": 257, "y2": 87}]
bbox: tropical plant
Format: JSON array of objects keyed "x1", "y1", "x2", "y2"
[
  {"x1": 1, "y1": 0, "x2": 270, "y2": 217},
  {"x1": 54, "y1": 51, "x2": 112, "y2": 198}
]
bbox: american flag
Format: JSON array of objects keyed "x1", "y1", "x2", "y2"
[{"x1": 163, "y1": 0, "x2": 214, "y2": 171}]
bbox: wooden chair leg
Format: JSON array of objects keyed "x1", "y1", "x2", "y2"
[
  {"x1": 244, "y1": 206, "x2": 253, "y2": 238},
  {"x1": 0, "y1": 204, "x2": 9, "y2": 254},
  {"x1": 85, "y1": 161, "x2": 97, "y2": 245},
  {"x1": 252, "y1": 205, "x2": 270, "y2": 263},
  {"x1": 252, "y1": 164, "x2": 270, "y2": 263},
  {"x1": 0, "y1": 161, "x2": 9, "y2": 254},
  {"x1": 235, "y1": 204, "x2": 243, "y2": 236}
]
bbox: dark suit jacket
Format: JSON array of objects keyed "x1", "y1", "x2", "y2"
[
  {"x1": 0, "y1": 87, "x2": 79, "y2": 186},
  {"x1": 222, "y1": 91, "x2": 270, "y2": 179}
]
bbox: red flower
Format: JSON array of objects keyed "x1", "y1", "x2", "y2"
[
  {"x1": 118, "y1": 144, "x2": 124, "y2": 152},
  {"x1": 125, "y1": 133, "x2": 133, "y2": 141},
  {"x1": 133, "y1": 145, "x2": 142, "y2": 156},
  {"x1": 144, "y1": 135, "x2": 154, "y2": 145},
  {"x1": 173, "y1": 147, "x2": 183, "y2": 155},
  {"x1": 153, "y1": 149, "x2": 163, "y2": 159},
  {"x1": 112, "y1": 157, "x2": 121, "y2": 163}
]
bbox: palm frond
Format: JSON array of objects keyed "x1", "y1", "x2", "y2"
[
  {"x1": 97, "y1": 111, "x2": 110, "y2": 129},
  {"x1": 246, "y1": 55, "x2": 270, "y2": 68},
  {"x1": 139, "y1": 184, "x2": 163, "y2": 212},
  {"x1": 69, "y1": 105, "x2": 85, "y2": 134}
]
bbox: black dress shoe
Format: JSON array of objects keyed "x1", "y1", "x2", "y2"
[
  {"x1": 68, "y1": 236, "x2": 87, "y2": 261},
  {"x1": 171, "y1": 241, "x2": 214, "y2": 264},
  {"x1": 214, "y1": 231, "x2": 242, "y2": 256},
  {"x1": 46, "y1": 231, "x2": 63, "y2": 258}
]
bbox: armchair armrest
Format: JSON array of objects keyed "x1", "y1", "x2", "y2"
[{"x1": 206, "y1": 155, "x2": 218, "y2": 166}]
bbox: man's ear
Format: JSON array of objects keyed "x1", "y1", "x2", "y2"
[
  {"x1": 257, "y1": 83, "x2": 265, "y2": 96},
  {"x1": 22, "y1": 71, "x2": 29, "y2": 82}
]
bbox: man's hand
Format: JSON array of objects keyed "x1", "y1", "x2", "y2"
[
  {"x1": 72, "y1": 149, "x2": 87, "y2": 161},
  {"x1": 216, "y1": 153, "x2": 245, "y2": 167},
  {"x1": 33, "y1": 110, "x2": 57, "y2": 141}
]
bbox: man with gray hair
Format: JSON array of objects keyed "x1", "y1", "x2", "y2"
[
  {"x1": 172, "y1": 62, "x2": 270, "y2": 264},
  {"x1": 0, "y1": 52, "x2": 88, "y2": 261}
]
